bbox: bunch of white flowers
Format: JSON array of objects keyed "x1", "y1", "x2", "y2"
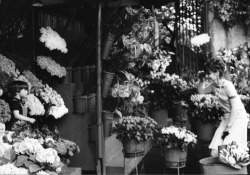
[
  {"x1": 36, "y1": 148, "x2": 60, "y2": 164},
  {"x1": 25, "y1": 93, "x2": 45, "y2": 116},
  {"x1": 190, "y1": 33, "x2": 210, "y2": 47},
  {"x1": 219, "y1": 142, "x2": 250, "y2": 169},
  {"x1": 161, "y1": 125, "x2": 197, "y2": 145},
  {"x1": 37, "y1": 56, "x2": 66, "y2": 78},
  {"x1": 13, "y1": 137, "x2": 44, "y2": 155},
  {"x1": 39, "y1": 27, "x2": 68, "y2": 53},
  {"x1": 190, "y1": 94, "x2": 218, "y2": 109},
  {"x1": 0, "y1": 54, "x2": 19, "y2": 78},
  {"x1": 39, "y1": 85, "x2": 68, "y2": 119},
  {"x1": 0, "y1": 163, "x2": 29, "y2": 175}
]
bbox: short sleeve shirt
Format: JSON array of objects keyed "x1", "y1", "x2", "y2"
[{"x1": 9, "y1": 98, "x2": 23, "y2": 115}]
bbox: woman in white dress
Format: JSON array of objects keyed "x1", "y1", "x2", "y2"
[{"x1": 197, "y1": 58, "x2": 248, "y2": 157}]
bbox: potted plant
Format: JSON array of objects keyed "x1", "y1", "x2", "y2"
[
  {"x1": 112, "y1": 116, "x2": 157, "y2": 157},
  {"x1": 155, "y1": 125, "x2": 197, "y2": 168},
  {"x1": 188, "y1": 93, "x2": 224, "y2": 141},
  {"x1": 200, "y1": 141, "x2": 249, "y2": 174}
]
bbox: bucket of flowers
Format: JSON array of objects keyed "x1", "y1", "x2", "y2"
[
  {"x1": 200, "y1": 141, "x2": 249, "y2": 174},
  {"x1": 112, "y1": 116, "x2": 157, "y2": 157},
  {"x1": 154, "y1": 125, "x2": 197, "y2": 168},
  {"x1": 188, "y1": 93, "x2": 224, "y2": 141}
]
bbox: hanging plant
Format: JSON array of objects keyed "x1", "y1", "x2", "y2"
[{"x1": 210, "y1": 0, "x2": 250, "y2": 28}]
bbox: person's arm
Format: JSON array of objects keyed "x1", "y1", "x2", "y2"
[
  {"x1": 13, "y1": 110, "x2": 36, "y2": 123},
  {"x1": 197, "y1": 79, "x2": 214, "y2": 94},
  {"x1": 224, "y1": 81, "x2": 238, "y2": 132}
]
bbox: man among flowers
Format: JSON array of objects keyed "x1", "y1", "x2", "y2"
[{"x1": 197, "y1": 58, "x2": 248, "y2": 157}]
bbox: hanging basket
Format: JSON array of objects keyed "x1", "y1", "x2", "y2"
[
  {"x1": 102, "y1": 71, "x2": 115, "y2": 98},
  {"x1": 199, "y1": 157, "x2": 247, "y2": 175},
  {"x1": 102, "y1": 110, "x2": 114, "y2": 138},
  {"x1": 195, "y1": 120, "x2": 215, "y2": 142},
  {"x1": 123, "y1": 140, "x2": 145, "y2": 158},
  {"x1": 162, "y1": 148, "x2": 187, "y2": 168}
]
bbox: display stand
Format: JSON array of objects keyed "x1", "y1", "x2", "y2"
[{"x1": 123, "y1": 149, "x2": 145, "y2": 175}]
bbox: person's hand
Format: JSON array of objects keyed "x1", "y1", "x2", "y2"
[
  {"x1": 28, "y1": 118, "x2": 36, "y2": 124},
  {"x1": 221, "y1": 131, "x2": 229, "y2": 140}
]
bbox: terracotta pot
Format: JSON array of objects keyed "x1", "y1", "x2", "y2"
[
  {"x1": 102, "y1": 33, "x2": 115, "y2": 60},
  {"x1": 162, "y1": 148, "x2": 187, "y2": 168},
  {"x1": 102, "y1": 110, "x2": 114, "y2": 138},
  {"x1": 123, "y1": 139, "x2": 146, "y2": 158},
  {"x1": 102, "y1": 71, "x2": 115, "y2": 98}
]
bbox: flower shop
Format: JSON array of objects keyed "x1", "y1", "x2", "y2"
[{"x1": 1, "y1": 0, "x2": 250, "y2": 175}]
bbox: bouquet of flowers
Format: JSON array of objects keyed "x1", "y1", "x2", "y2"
[
  {"x1": 39, "y1": 26, "x2": 68, "y2": 53},
  {"x1": 155, "y1": 125, "x2": 197, "y2": 150},
  {"x1": 24, "y1": 94, "x2": 45, "y2": 116},
  {"x1": 219, "y1": 141, "x2": 250, "y2": 169},
  {"x1": 38, "y1": 85, "x2": 68, "y2": 119},
  {"x1": 111, "y1": 71, "x2": 147, "y2": 115},
  {"x1": 112, "y1": 116, "x2": 158, "y2": 143},
  {"x1": 0, "y1": 54, "x2": 19, "y2": 78},
  {"x1": 188, "y1": 94, "x2": 224, "y2": 123},
  {"x1": 190, "y1": 33, "x2": 210, "y2": 54},
  {"x1": 37, "y1": 56, "x2": 66, "y2": 78},
  {"x1": 0, "y1": 99, "x2": 11, "y2": 124}
]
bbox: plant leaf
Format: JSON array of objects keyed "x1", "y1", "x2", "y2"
[
  {"x1": 15, "y1": 155, "x2": 28, "y2": 167},
  {"x1": 3, "y1": 148, "x2": 16, "y2": 162},
  {"x1": 29, "y1": 164, "x2": 43, "y2": 173},
  {"x1": 0, "y1": 157, "x2": 10, "y2": 165},
  {"x1": 24, "y1": 160, "x2": 35, "y2": 168}
]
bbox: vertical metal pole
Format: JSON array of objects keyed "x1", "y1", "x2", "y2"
[
  {"x1": 32, "y1": 7, "x2": 36, "y2": 73},
  {"x1": 97, "y1": 1, "x2": 105, "y2": 175}
]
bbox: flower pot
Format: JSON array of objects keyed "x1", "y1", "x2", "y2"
[
  {"x1": 195, "y1": 120, "x2": 215, "y2": 142},
  {"x1": 162, "y1": 148, "x2": 187, "y2": 168},
  {"x1": 102, "y1": 33, "x2": 115, "y2": 60},
  {"x1": 102, "y1": 110, "x2": 114, "y2": 138},
  {"x1": 171, "y1": 104, "x2": 188, "y2": 128},
  {"x1": 72, "y1": 67, "x2": 82, "y2": 83},
  {"x1": 199, "y1": 157, "x2": 247, "y2": 174},
  {"x1": 88, "y1": 125, "x2": 97, "y2": 143},
  {"x1": 152, "y1": 108, "x2": 169, "y2": 128},
  {"x1": 73, "y1": 83, "x2": 85, "y2": 96},
  {"x1": 81, "y1": 66, "x2": 90, "y2": 83},
  {"x1": 102, "y1": 71, "x2": 115, "y2": 98},
  {"x1": 72, "y1": 95, "x2": 87, "y2": 113},
  {"x1": 87, "y1": 93, "x2": 96, "y2": 111},
  {"x1": 123, "y1": 140, "x2": 145, "y2": 158}
]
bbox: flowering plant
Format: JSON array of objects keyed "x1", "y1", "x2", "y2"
[
  {"x1": 155, "y1": 125, "x2": 197, "y2": 150},
  {"x1": 22, "y1": 70, "x2": 44, "y2": 90},
  {"x1": 216, "y1": 42, "x2": 250, "y2": 95},
  {"x1": 0, "y1": 54, "x2": 19, "y2": 78},
  {"x1": 219, "y1": 141, "x2": 250, "y2": 169},
  {"x1": 110, "y1": 71, "x2": 147, "y2": 115},
  {"x1": 24, "y1": 94, "x2": 45, "y2": 116},
  {"x1": 190, "y1": 33, "x2": 210, "y2": 53},
  {"x1": 112, "y1": 116, "x2": 158, "y2": 143},
  {"x1": 0, "y1": 163, "x2": 29, "y2": 175},
  {"x1": 37, "y1": 56, "x2": 66, "y2": 78},
  {"x1": 0, "y1": 99, "x2": 11, "y2": 124},
  {"x1": 188, "y1": 94, "x2": 224, "y2": 123},
  {"x1": 39, "y1": 26, "x2": 68, "y2": 53},
  {"x1": 37, "y1": 85, "x2": 68, "y2": 119}
]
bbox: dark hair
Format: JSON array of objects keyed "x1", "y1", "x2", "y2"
[
  {"x1": 204, "y1": 58, "x2": 226, "y2": 77},
  {"x1": 8, "y1": 81, "x2": 29, "y2": 97}
]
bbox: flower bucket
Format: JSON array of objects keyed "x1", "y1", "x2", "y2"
[
  {"x1": 102, "y1": 33, "x2": 115, "y2": 60},
  {"x1": 72, "y1": 95, "x2": 88, "y2": 113},
  {"x1": 81, "y1": 66, "x2": 90, "y2": 83},
  {"x1": 87, "y1": 93, "x2": 96, "y2": 111},
  {"x1": 171, "y1": 104, "x2": 187, "y2": 127},
  {"x1": 61, "y1": 67, "x2": 72, "y2": 84},
  {"x1": 195, "y1": 120, "x2": 214, "y2": 141},
  {"x1": 152, "y1": 109, "x2": 169, "y2": 128},
  {"x1": 162, "y1": 148, "x2": 187, "y2": 168},
  {"x1": 102, "y1": 71, "x2": 115, "y2": 98},
  {"x1": 102, "y1": 110, "x2": 114, "y2": 138},
  {"x1": 88, "y1": 125, "x2": 97, "y2": 143},
  {"x1": 73, "y1": 83, "x2": 85, "y2": 96},
  {"x1": 123, "y1": 140, "x2": 145, "y2": 158},
  {"x1": 72, "y1": 67, "x2": 82, "y2": 83},
  {"x1": 199, "y1": 157, "x2": 247, "y2": 175}
]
